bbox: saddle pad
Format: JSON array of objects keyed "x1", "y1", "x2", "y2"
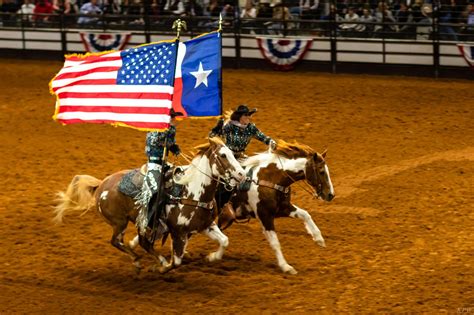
[{"x1": 118, "y1": 169, "x2": 144, "y2": 198}]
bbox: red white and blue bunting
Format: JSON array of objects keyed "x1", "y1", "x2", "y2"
[
  {"x1": 80, "y1": 32, "x2": 131, "y2": 53},
  {"x1": 257, "y1": 37, "x2": 313, "y2": 71},
  {"x1": 457, "y1": 44, "x2": 474, "y2": 68}
]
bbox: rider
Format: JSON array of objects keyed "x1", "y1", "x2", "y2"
[
  {"x1": 209, "y1": 104, "x2": 276, "y2": 159},
  {"x1": 209, "y1": 104, "x2": 276, "y2": 229},
  {"x1": 137, "y1": 108, "x2": 183, "y2": 237}
]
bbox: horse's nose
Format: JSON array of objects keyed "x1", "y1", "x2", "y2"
[{"x1": 327, "y1": 193, "x2": 335, "y2": 201}]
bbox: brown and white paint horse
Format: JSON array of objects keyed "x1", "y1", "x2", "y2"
[
  {"x1": 225, "y1": 140, "x2": 335, "y2": 275},
  {"x1": 54, "y1": 137, "x2": 246, "y2": 273}
]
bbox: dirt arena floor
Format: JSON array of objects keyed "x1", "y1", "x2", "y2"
[{"x1": 0, "y1": 58, "x2": 473, "y2": 314}]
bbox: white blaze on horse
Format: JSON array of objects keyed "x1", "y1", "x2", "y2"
[
  {"x1": 221, "y1": 139, "x2": 335, "y2": 275},
  {"x1": 53, "y1": 137, "x2": 246, "y2": 273}
]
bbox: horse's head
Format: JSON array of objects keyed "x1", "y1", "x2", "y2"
[
  {"x1": 202, "y1": 137, "x2": 246, "y2": 186},
  {"x1": 305, "y1": 149, "x2": 335, "y2": 202}
]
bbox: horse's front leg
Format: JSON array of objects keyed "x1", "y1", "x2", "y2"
[
  {"x1": 289, "y1": 203, "x2": 326, "y2": 247},
  {"x1": 203, "y1": 222, "x2": 229, "y2": 262},
  {"x1": 158, "y1": 233, "x2": 187, "y2": 274},
  {"x1": 258, "y1": 209, "x2": 297, "y2": 275}
]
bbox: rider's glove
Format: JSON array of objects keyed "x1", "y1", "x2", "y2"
[
  {"x1": 269, "y1": 140, "x2": 277, "y2": 150},
  {"x1": 169, "y1": 144, "x2": 181, "y2": 156}
]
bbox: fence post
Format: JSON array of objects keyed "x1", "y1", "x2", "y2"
[
  {"x1": 432, "y1": 0, "x2": 440, "y2": 78},
  {"x1": 143, "y1": 0, "x2": 151, "y2": 43},
  {"x1": 330, "y1": 0, "x2": 337, "y2": 74},
  {"x1": 59, "y1": 12, "x2": 67, "y2": 55}
]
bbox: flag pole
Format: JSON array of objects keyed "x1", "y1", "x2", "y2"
[{"x1": 218, "y1": 14, "x2": 223, "y2": 116}]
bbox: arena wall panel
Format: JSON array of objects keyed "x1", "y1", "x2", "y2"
[
  {"x1": 385, "y1": 54, "x2": 433, "y2": 65},
  {"x1": 337, "y1": 52, "x2": 383, "y2": 63}
]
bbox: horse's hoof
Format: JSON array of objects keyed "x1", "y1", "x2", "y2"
[
  {"x1": 315, "y1": 238, "x2": 326, "y2": 248},
  {"x1": 158, "y1": 264, "x2": 172, "y2": 274},
  {"x1": 282, "y1": 265, "x2": 298, "y2": 275},
  {"x1": 129, "y1": 236, "x2": 139, "y2": 249},
  {"x1": 158, "y1": 255, "x2": 168, "y2": 266},
  {"x1": 206, "y1": 252, "x2": 219, "y2": 262}
]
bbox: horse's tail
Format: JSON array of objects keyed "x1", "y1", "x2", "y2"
[{"x1": 53, "y1": 174, "x2": 102, "y2": 224}]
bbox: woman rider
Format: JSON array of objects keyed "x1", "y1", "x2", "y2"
[
  {"x1": 209, "y1": 104, "x2": 276, "y2": 229},
  {"x1": 137, "y1": 108, "x2": 183, "y2": 237}
]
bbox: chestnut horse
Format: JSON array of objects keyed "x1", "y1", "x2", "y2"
[
  {"x1": 53, "y1": 137, "x2": 246, "y2": 273},
  {"x1": 220, "y1": 140, "x2": 335, "y2": 275}
]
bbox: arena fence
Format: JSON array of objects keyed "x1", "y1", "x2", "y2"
[{"x1": 0, "y1": 13, "x2": 472, "y2": 78}]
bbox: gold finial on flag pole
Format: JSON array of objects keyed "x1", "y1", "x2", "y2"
[
  {"x1": 172, "y1": 19, "x2": 187, "y2": 40},
  {"x1": 218, "y1": 13, "x2": 223, "y2": 32}
]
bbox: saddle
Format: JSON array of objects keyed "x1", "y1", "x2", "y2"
[{"x1": 118, "y1": 164, "x2": 183, "y2": 198}]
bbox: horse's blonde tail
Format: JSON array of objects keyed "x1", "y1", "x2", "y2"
[{"x1": 53, "y1": 175, "x2": 102, "y2": 224}]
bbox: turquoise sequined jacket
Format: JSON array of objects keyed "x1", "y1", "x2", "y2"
[
  {"x1": 210, "y1": 120, "x2": 273, "y2": 154},
  {"x1": 145, "y1": 125, "x2": 180, "y2": 163}
]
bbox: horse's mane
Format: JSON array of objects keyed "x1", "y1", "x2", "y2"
[
  {"x1": 193, "y1": 136, "x2": 224, "y2": 155},
  {"x1": 242, "y1": 139, "x2": 314, "y2": 168},
  {"x1": 273, "y1": 139, "x2": 315, "y2": 158},
  {"x1": 174, "y1": 137, "x2": 224, "y2": 185}
]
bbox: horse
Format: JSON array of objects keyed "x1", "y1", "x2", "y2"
[
  {"x1": 53, "y1": 137, "x2": 246, "y2": 273},
  {"x1": 218, "y1": 139, "x2": 335, "y2": 275}
]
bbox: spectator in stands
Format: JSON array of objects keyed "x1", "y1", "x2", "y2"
[
  {"x1": 102, "y1": 0, "x2": 120, "y2": 14},
  {"x1": 373, "y1": 1, "x2": 397, "y2": 37},
  {"x1": 77, "y1": 0, "x2": 103, "y2": 25},
  {"x1": 17, "y1": 0, "x2": 36, "y2": 23},
  {"x1": 125, "y1": 0, "x2": 144, "y2": 24},
  {"x1": 411, "y1": 0, "x2": 423, "y2": 23},
  {"x1": 439, "y1": 0, "x2": 460, "y2": 41},
  {"x1": 33, "y1": 0, "x2": 54, "y2": 24},
  {"x1": 416, "y1": 3, "x2": 432, "y2": 40},
  {"x1": 51, "y1": 0, "x2": 78, "y2": 25},
  {"x1": 459, "y1": 3, "x2": 474, "y2": 41},
  {"x1": 184, "y1": 0, "x2": 203, "y2": 16},
  {"x1": 289, "y1": 0, "x2": 319, "y2": 19},
  {"x1": 240, "y1": 0, "x2": 257, "y2": 33},
  {"x1": 356, "y1": 7, "x2": 376, "y2": 37},
  {"x1": 241, "y1": 0, "x2": 256, "y2": 19},
  {"x1": 268, "y1": 0, "x2": 292, "y2": 35},
  {"x1": 394, "y1": 1, "x2": 415, "y2": 39},
  {"x1": 339, "y1": 6, "x2": 359, "y2": 36},
  {"x1": 205, "y1": 0, "x2": 221, "y2": 17},
  {"x1": 1, "y1": 0, "x2": 20, "y2": 26},
  {"x1": 163, "y1": 0, "x2": 185, "y2": 15}
]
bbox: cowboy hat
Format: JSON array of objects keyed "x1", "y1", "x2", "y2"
[{"x1": 233, "y1": 104, "x2": 257, "y2": 115}]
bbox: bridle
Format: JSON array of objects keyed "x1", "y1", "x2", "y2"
[
  {"x1": 274, "y1": 154, "x2": 326, "y2": 199},
  {"x1": 178, "y1": 146, "x2": 241, "y2": 188},
  {"x1": 307, "y1": 157, "x2": 327, "y2": 198}
]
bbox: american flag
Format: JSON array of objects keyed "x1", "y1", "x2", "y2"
[{"x1": 51, "y1": 40, "x2": 178, "y2": 130}]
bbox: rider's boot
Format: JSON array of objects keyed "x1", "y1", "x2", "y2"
[{"x1": 218, "y1": 202, "x2": 236, "y2": 231}]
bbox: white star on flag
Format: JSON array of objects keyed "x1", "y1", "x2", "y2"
[{"x1": 190, "y1": 62, "x2": 212, "y2": 88}]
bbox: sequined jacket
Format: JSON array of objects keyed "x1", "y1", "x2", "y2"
[
  {"x1": 145, "y1": 125, "x2": 180, "y2": 163},
  {"x1": 210, "y1": 120, "x2": 272, "y2": 154}
]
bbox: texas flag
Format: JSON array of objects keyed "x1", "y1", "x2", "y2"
[{"x1": 172, "y1": 32, "x2": 222, "y2": 117}]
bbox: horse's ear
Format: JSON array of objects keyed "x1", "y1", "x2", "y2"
[{"x1": 321, "y1": 149, "x2": 328, "y2": 158}]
